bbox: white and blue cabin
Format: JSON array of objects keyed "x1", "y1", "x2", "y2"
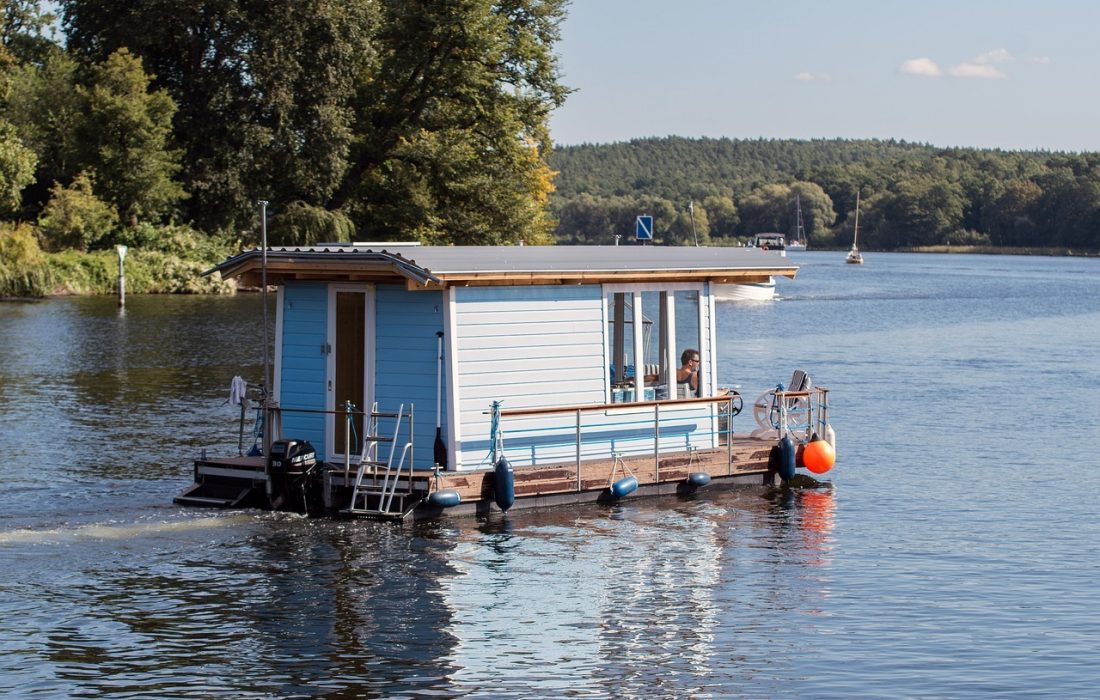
[{"x1": 179, "y1": 244, "x2": 806, "y2": 519}]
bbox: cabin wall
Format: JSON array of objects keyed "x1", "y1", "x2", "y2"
[
  {"x1": 448, "y1": 284, "x2": 716, "y2": 470},
  {"x1": 274, "y1": 281, "x2": 719, "y2": 473},
  {"x1": 452, "y1": 285, "x2": 606, "y2": 469},
  {"x1": 277, "y1": 282, "x2": 329, "y2": 454},
  {"x1": 373, "y1": 285, "x2": 446, "y2": 470}
]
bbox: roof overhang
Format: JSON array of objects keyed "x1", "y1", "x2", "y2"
[{"x1": 205, "y1": 245, "x2": 799, "y2": 290}]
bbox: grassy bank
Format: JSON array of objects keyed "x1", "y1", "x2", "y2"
[
  {"x1": 900, "y1": 245, "x2": 1099, "y2": 257},
  {"x1": 1, "y1": 224, "x2": 236, "y2": 299}
]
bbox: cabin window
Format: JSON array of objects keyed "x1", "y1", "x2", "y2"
[{"x1": 606, "y1": 289, "x2": 702, "y2": 403}]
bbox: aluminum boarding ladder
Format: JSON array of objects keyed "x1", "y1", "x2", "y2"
[{"x1": 344, "y1": 403, "x2": 419, "y2": 519}]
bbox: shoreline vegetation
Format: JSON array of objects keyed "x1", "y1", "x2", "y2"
[
  {"x1": 3, "y1": 5, "x2": 1098, "y2": 300},
  {"x1": 0, "y1": 224, "x2": 235, "y2": 299},
  {"x1": 4, "y1": 242, "x2": 1094, "y2": 302},
  {"x1": 900, "y1": 245, "x2": 1098, "y2": 257}
]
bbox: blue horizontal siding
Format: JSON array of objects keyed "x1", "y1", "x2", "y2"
[{"x1": 279, "y1": 283, "x2": 328, "y2": 454}]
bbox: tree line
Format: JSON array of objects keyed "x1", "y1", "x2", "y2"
[
  {"x1": 548, "y1": 136, "x2": 1100, "y2": 250},
  {"x1": 0, "y1": 0, "x2": 567, "y2": 265},
  {"x1": 1, "y1": 2, "x2": 1096, "y2": 299}
]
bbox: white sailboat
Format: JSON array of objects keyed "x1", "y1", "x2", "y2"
[
  {"x1": 845, "y1": 190, "x2": 864, "y2": 265},
  {"x1": 788, "y1": 194, "x2": 807, "y2": 250}
]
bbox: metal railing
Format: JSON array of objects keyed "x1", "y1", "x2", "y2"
[
  {"x1": 754, "y1": 387, "x2": 832, "y2": 444},
  {"x1": 494, "y1": 394, "x2": 744, "y2": 486}
]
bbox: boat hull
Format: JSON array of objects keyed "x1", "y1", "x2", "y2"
[
  {"x1": 175, "y1": 437, "x2": 780, "y2": 520},
  {"x1": 713, "y1": 279, "x2": 777, "y2": 301}
]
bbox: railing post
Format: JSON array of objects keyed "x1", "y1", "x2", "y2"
[
  {"x1": 654, "y1": 403, "x2": 660, "y2": 482},
  {"x1": 779, "y1": 391, "x2": 789, "y2": 439},
  {"x1": 343, "y1": 400, "x2": 352, "y2": 484},
  {"x1": 575, "y1": 408, "x2": 582, "y2": 492},
  {"x1": 727, "y1": 398, "x2": 733, "y2": 475}
]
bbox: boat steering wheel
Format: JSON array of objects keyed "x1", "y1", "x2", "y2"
[{"x1": 752, "y1": 389, "x2": 813, "y2": 443}]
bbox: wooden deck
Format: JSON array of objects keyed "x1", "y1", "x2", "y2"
[
  {"x1": 180, "y1": 435, "x2": 778, "y2": 518},
  {"x1": 432, "y1": 436, "x2": 773, "y2": 503}
]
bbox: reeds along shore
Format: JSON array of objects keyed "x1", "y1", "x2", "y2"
[
  {"x1": 0, "y1": 226, "x2": 235, "y2": 299},
  {"x1": 899, "y1": 245, "x2": 1099, "y2": 257}
]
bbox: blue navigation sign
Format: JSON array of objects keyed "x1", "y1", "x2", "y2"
[{"x1": 635, "y1": 215, "x2": 653, "y2": 241}]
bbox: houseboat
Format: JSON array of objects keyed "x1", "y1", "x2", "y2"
[
  {"x1": 712, "y1": 234, "x2": 786, "y2": 301},
  {"x1": 175, "y1": 244, "x2": 836, "y2": 520}
]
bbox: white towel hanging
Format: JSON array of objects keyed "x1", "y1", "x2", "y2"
[{"x1": 229, "y1": 376, "x2": 247, "y2": 406}]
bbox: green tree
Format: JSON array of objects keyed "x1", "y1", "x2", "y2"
[
  {"x1": 78, "y1": 48, "x2": 185, "y2": 225},
  {"x1": 37, "y1": 170, "x2": 117, "y2": 250},
  {"x1": 789, "y1": 181, "x2": 835, "y2": 244},
  {"x1": 701, "y1": 194, "x2": 738, "y2": 238},
  {"x1": 333, "y1": 0, "x2": 570, "y2": 244},
  {"x1": 0, "y1": 118, "x2": 35, "y2": 214},
  {"x1": 988, "y1": 179, "x2": 1042, "y2": 246},
  {"x1": 4, "y1": 49, "x2": 83, "y2": 208},
  {"x1": 61, "y1": 0, "x2": 569, "y2": 243},
  {"x1": 860, "y1": 175, "x2": 966, "y2": 248},
  {"x1": 666, "y1": 202, "x2": 709, "y2": 245},
  {"x1": 737, "y1": 183, "x2": 792, "y2": 235},
  {"x1": 2, "y1": 0, "x2": 57, "y2": 65},
  {"x1": 61, "y1": 0, "x2": 378, "y2": 231}
]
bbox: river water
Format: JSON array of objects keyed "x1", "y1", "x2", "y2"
[{"x1": 2, "y1": 252, "x2": 1099, "y2": 698}]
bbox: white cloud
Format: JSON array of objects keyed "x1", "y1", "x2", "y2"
[
  {"x1": 947, "y1": 62, "x2": 1006, "y2": 79},
  {"x1": 1030, "y1": 55, "x2": 1051, "y2": 65},
  {"x1": 794, "y1": 71, "x2": 831, "y2": 82},
  {"x1": 899, "y1": 57, "x2": 942, "y2": 77},
  {"x1": 974, "y1": 48, "x2": 1014, "y2": 64}
]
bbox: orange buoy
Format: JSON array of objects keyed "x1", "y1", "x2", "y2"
[{"x1": 802, "y1": 439, "x2": 835, "y2": 474}]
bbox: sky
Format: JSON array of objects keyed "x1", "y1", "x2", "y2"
[{"x1": 549, "y1": 0, "x2": 1100, "y2": 152}]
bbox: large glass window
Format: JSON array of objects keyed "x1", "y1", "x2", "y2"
[{"x1": 606, "y1": 289, "x2": 701, "y2": 403}]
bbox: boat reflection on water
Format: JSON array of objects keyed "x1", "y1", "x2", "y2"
[{"x1": 766, "y1": 484, "x2": 837, "y2": 566}]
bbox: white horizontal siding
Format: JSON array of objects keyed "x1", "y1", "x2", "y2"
[
  {"x1": 456, "y1": 330, "x2": 605, "y2": 351},
  {"x1": 453, "y1": 285, "x2": 606, "y2": 469},
  {"x1": 454, "y1": 296, "x2": 597, "y2": 314},
  {"x1": 450, "y1": 284, "x2": 721, "y2": 470}
]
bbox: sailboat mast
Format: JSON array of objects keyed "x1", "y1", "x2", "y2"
[
  {"x1": 853, "y1": 190, "x2": 861, "y2": 247},
  {"x1": 796, "y1": 194, "x2": 804, "y2": 243}
]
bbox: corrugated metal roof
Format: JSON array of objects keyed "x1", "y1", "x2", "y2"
[{"x1": 207, "y1": 244, "x2": 798, "y2": 286}]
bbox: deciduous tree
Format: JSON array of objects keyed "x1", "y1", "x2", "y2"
[{"x1": 78, "y1": 48, "x2": 185, "y2": 225}]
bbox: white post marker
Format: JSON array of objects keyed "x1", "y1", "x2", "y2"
[{"x1": 116, "y1": 244, "x2": 128, "y2": 306}]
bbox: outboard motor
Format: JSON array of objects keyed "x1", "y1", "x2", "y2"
[{"x1": 267, "y1": 439, "x2": 317, "y2": 513}]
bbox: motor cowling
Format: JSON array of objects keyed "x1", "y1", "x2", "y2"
[{"x1": 267, "y1": 439, "x2": 317, "y2": 512}]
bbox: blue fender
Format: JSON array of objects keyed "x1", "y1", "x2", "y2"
[
  {"x1": 610, "y1": 475, "x2": 638, "y2": 498},
  {"x1": 427, "y1": 489, "x2": 461, "y2": 508},
  {"x1": 777, "y1": 435, "x2": 796, "y2": 483},
  {"x1": 494, "y1": 457, "x2": 515, "y2": 512},
  {"x1": 687, "y1": 472, "x2": 711, "y2": 487}
]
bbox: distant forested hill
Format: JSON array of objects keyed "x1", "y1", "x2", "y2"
[{"x1": 547, "y1": 136, "x2": 1100, "y2": 251}]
